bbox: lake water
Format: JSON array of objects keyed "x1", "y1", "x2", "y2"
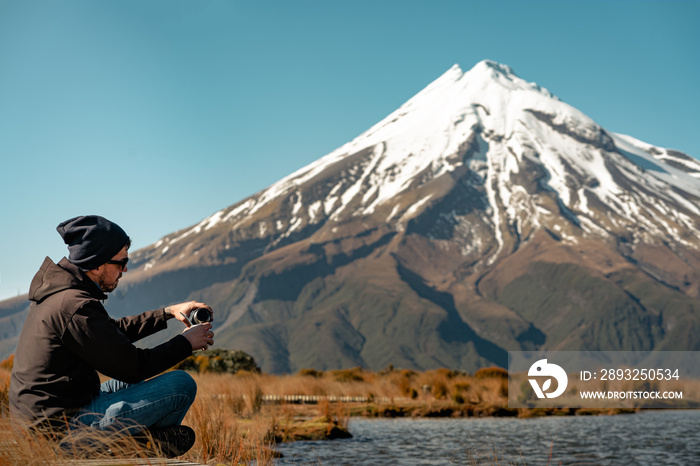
[{"x1": 274, "y1": 410, "x2": 700, "y2": 465}]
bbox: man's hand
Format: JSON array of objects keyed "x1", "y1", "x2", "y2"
[
  {"x1": 182, "y1": 323, "x2": 214, "y2": 351},
  {"x1": 165, "y1": 301, "x2": 213, "y2": 328}
]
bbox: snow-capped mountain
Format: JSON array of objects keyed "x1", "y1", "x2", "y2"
[
  {"x1": 4, "y1": 60, "x2": 700, "y2": 372},
  {"x1": 133, "y1": 60, "x2": 700, "y2": 275}
]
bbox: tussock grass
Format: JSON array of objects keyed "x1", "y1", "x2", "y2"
[
  {"x1": 1, "y1": 362, "x2": 517, "y2": 464},
  {"x1": 0, "y1": 366, "x2": 279, "y2": 465},
  {"x1": 232, "y1": 366, "x2": 509, "y2": 403}
]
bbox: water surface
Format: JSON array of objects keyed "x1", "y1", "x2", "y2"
[{"x1": 275, "y1": 410, "x2": 700, "y2": 465}]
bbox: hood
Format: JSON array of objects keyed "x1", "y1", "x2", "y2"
[{"x1": 28, "y1": 257, "x2": 106, "y2": 304}]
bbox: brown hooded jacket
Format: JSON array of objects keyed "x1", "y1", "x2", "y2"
[{"x1": 9, "y1": 257, "x2": 192, "y2": 428}]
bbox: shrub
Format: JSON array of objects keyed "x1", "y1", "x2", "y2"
[
  {"x1": 330, "y1": 367, "x2": 364, "y2": 383},
  {"x1": 299, "y1": 368, "x2": 323, "y2": 378},
  {"x1": 194, "y1": 355, "x2": 210, "y2": 373},
  {"x1": 177, "y1": 348, "x2": 260, "y2": 374},
  {"x1": 397, "y1": 374, "x2": 412, "y2": 396},
  {"x1": 1, "y1": 369, "x2": 9, "y2": 417},
  {"x1": 0, "y1": 354, "x2": 14, "y2": 370},
  {"x1": 450, "y1": 382, "x2": 470, "y2": 405},
  {"x1": 432, "y1": 380, "x2": 449, "y2": 399},
  {"x1": 434, "y1": 368, "x2": 455, "y2": 379},
  {"x1": 474, "y1": 366, "x2": 508, "y2": 379},
  {"x1": 453, "y1": 382, "x2": 471, "y2": 392},
  {"x1": 518, "y1": 379, "x2": 535, "y2": 404},
  {"x1": 499, "y1": 379, "x2": 509, "y2": 397}
]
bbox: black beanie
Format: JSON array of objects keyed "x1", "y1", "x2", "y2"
[{"x1": 56, "y1": 215, "x2": 131, "y2": 271}]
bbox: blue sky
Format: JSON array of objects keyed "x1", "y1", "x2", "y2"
[{"x1": 1, "y1": 0, "x2": 699, "y2": 301}]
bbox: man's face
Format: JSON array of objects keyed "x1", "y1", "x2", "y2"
[{"x1": 95, "y1": 246, "x2": 129, "y2": 293}]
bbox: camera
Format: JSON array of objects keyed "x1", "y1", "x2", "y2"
[{"x1": 191, "y1": 308, "x2": 213, "y2": 325}]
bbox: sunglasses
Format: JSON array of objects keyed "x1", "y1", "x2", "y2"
[{"x1": 105, "y1": 258, "x2": 129, "y2": 269}]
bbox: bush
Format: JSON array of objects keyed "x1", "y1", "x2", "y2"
[
  {"x1": 177, "y1": 348, "x2": 260, "y2": 374},
  {"x1": 474, "y1": 366, "x2": 508, "y2": 379},
  {"x1": 330, "y1": 367, "x2": 364, "y2": 383},
  {"x1": 432, "y1": 380, "x2": 449, "y2": 399},
  {"x1": 453, "y1": 382, "x2": 471, "y2": 392},
  {"x1": 434, "y1": 368, "x2": 455, "y2": 379},
  {"x1": 397, "y1": 374, "x2": 412, "y2": 396},
  {"x1": 299, "y1": 368, "x2": 323, "y2": 378},
  {"x1": 0, "y1": 355, "x2": 14, "y2": 370}
]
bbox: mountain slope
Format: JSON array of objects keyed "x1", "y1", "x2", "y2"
[{"x1": 3, "y1": 60, "x2": 700, "y2": 373}]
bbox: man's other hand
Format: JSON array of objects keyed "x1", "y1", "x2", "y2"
[{"x1": 182, "y1": 322, "x2": 214, "y2": 351}]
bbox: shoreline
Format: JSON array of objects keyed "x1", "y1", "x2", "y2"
[{"x1": 269, "y1": 398, "x2": 639, "y2": 443}]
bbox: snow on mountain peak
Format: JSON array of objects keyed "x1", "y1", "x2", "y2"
[
  {"x1": 470, "y1": 59, "x2": 516, "y2": 81},
  {"x1": 144, "y1": 60, "x2": 700, "y2": 270}
]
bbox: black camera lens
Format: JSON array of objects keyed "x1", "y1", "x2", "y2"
[{"x1": 192, "y1": 308, "x2": 212, "y2": 324}]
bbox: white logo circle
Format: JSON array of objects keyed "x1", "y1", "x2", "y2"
[{"x1": 528, "y1": 359, "x2": 568, "y2": 399}]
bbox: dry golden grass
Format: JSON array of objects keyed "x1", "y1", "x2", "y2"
[
  {"x1": 180, "y1": 371, "x2": 278, "y2": 464},
  {"x1": 2, "y1": 364, "x2": 161, "y2": 464},
  {"x1": 0, "y1": 364, "x2": 8, "y2": 419},
  {"x1": 1, "y1": 363, "x2": 516, "y2": 464},
  {"x1": 0, "y1": 366, "x2": 279, "y2": 465},
  {"x1": 236, "y1": 366, "x2": 509, "y2": 404}
]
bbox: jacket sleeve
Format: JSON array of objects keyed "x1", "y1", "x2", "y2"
[
  {"x1": 62, "y1": 302, "x2": 193, "y2": 384},
  {"x1": 112, "y1": 308, "x2": 172, "y2": 343}
]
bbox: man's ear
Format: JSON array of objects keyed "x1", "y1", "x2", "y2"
[{"x1": 85, "y1": 265, "x2": 104, "y2": 280}]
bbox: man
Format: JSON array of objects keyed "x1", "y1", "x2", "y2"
[{"x1": 9, "y1": 215, "x2": 214, "y2": 458}]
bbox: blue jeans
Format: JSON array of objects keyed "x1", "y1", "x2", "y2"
[{"x1": 69, "y1": 370, "x2": 197, "y2": 435}]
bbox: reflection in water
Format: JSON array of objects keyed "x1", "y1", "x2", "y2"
[{"x1": 275, "y1": 410, "x2": 700, "y2": 465}]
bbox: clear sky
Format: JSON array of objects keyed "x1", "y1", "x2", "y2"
[{"x1": 1, "y1": 0, "x2": 699, "y2": 301}]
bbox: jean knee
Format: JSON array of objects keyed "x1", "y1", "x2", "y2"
[{"x1": 167, "y1": 370, "x2": 197, "y2": 402}]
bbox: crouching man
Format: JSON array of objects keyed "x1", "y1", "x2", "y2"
[{"x1": 9, "y1": 215, "x2": 214, "y2": 458}]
